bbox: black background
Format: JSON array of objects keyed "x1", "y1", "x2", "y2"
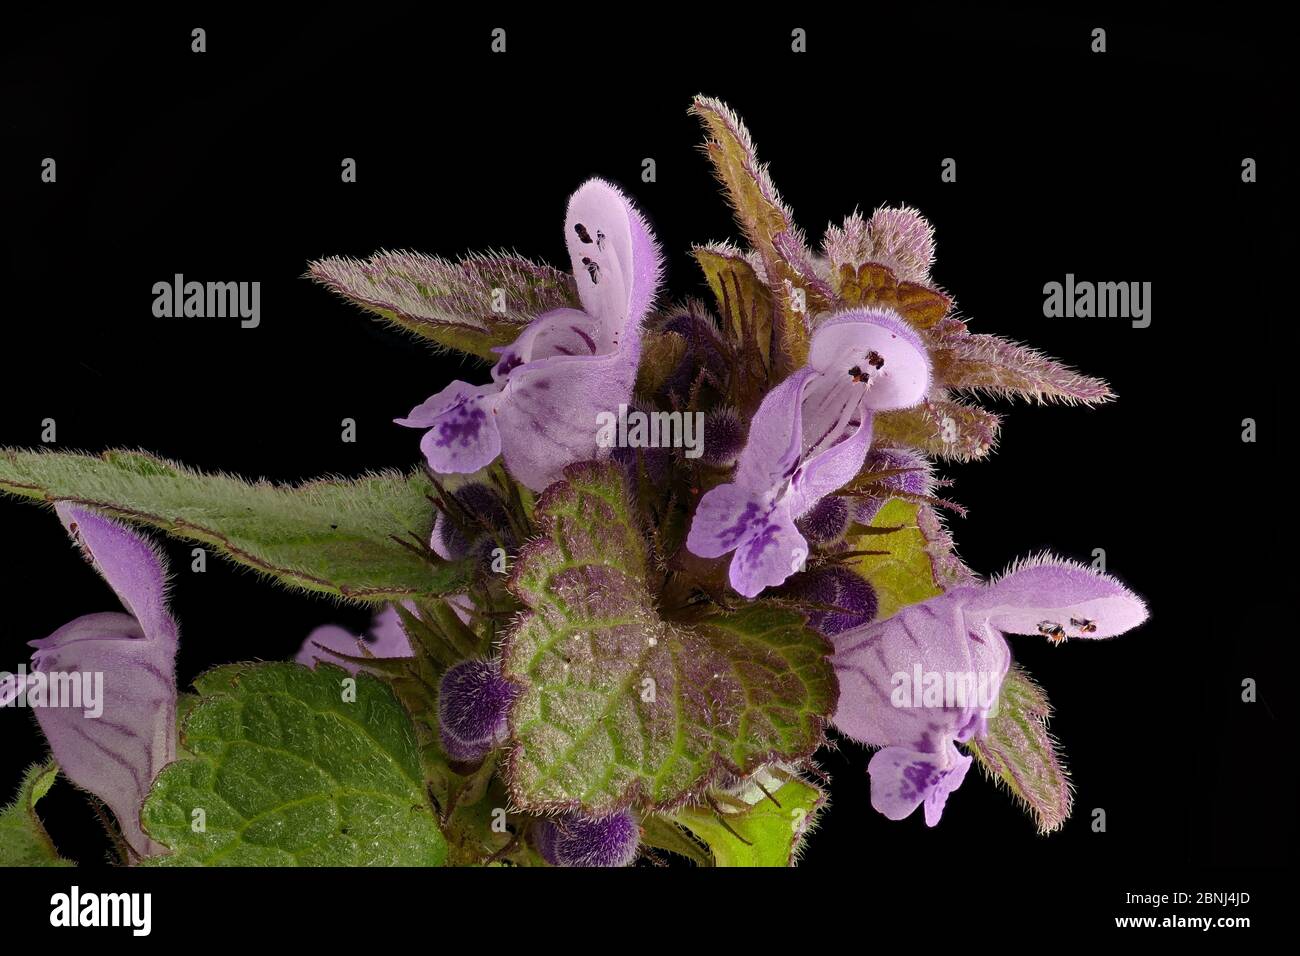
[{"x1": 0, "y1": 8, "x2": 1291, "y2": 931}]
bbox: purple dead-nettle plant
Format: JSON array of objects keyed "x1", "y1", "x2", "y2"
[{"x1": 0, "y1": 95, "x2": 1143, "y2": 868}]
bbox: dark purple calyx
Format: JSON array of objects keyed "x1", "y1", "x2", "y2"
[
  {"x1": 855, "y1": 447, "x2": 933, "y2": 523},
  {"x1": 781, "y1": 565, "x2": 878, "y2": 636},
  {"x1": 796, "y1": 495, "x2": 851, "y2": 544},
  {"x1": 438, "y1": 658, "x2": 517, "y2": 763},
  {"x1": 656, "y1": 306, "x2": 728, "y2": 401},
  {"x1": 533, "y1": 809, "x2": 640, "y2": 867},
  {"x1": 700, "y1": 407, "x2": 747, "y2": 468},
  {"x1": 435, "y1": 483, "x2": 516, "y2": 561}
]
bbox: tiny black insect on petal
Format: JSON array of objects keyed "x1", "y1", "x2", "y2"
[
  {"x1": 1037, "y1": 620, "x2": 1067, "y2": 643},
  {"x1": 574, "y1": 223, "x2": 593, "y2": 244},
  {"x1": 582, "y1": 257, "x2": 600, "y2": 284}
]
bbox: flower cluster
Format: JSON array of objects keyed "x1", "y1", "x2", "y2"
[{"x1": 1, "y1": 96, "x2": 1145, "y2": 867}]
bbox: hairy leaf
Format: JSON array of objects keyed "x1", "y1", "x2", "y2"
[
  {"x1": 141, "y1": 662, "x2": 447, "y2": 865},
  {"x1": 635, "y1": 330, "x2": 689, "y2": 397},
  {"x1": 847, "y1": 499, "x2": 945, "y2": 621},
  {"x1": 692, "y1": 244, "x2": 772, "y2": 411},
  {"x1": 0, "y1": 449, "x2": 466, "y2": 601},
  {"x1": 0, "y1": 761, "x2": 72, "y2": 867},
  {"x1": 969, "y1": 665, "x2": 1073, "y2": 834},
  {"x1": 929, "y1": 330, "x2": 1113, "y2": 405},
  {"x1": 502, "y1": 461, "x2": 836, "y2": 813},
  {"x1": 835, "y1": 262, "x2": 951, "y2": 329},
  {"x1": 690, "y1": 97, "x2": 824, "y2": 373},
  {"x1": 874, "y1": 398, "x2": 1001, "y2": 461},
  {"x1": 674, "y1": 775, "x2": 826, "y2": 866},
  {"x1": 824, "y1": 207, "x2": 936, "y2": 285},
  {"x1": 307, "y1": 250, "x2": 578, "y2": 360}
]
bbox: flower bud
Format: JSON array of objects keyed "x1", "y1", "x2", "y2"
[
  {"x1": 438, "y1": 658, "x2": 516, "y2": 763},
  {"x1": 532, "y1": 809, "x2": 640, "y2": 867},
  {"x1": 783, "y1": 565, "x2": 878, "y2": 636}
]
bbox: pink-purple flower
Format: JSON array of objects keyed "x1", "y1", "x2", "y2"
[
  {"x1": 830, "y1": 554, "x2": 1148, "y2": 826},
  {"x1": 0, "y1": 504, "x2": 178, "y2": 857},
  {"x1": 397, "y1": 179, "x2": 662, "y2": 493},
  {"x1": 686, "y1": 308, "x2": 931, "y2": 597}
]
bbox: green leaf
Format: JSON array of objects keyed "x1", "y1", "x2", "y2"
[
  {"x1": 689, "y1": 96, "x2": 831, "y2": 375},
  {"x1": 0, "y1": 761, "x2": 73, "y2": 866},
  {"x1": 141, "y1": 662, "x2": 447, "y2": 865},
  {"x1": 307, "y1": 250, "x2": 578, "y2": 360},
  {"x1": 929, "y1": 329, "x2": 1113, "y2": 405},
  {"x1": 502, "y1": 461, "x2": 836, "y2": 813},
  {"x1": 847, "y1": 498, "x2": 945, "y2": 620},
  {"x1": 674, "y1": 775, "x2": 826, "y2": 866},
  {"x1": 874, "y1": 399, "x2": 1001, "y2": 461},
  {"x1": 0, "y1": 449, "x2": 467, "y2": 602},
  {"x1": 635, "y1": 330, "x2": 689, "y2": 397},
  {"x1": 638, "y1": 814, "x2": 714, "y2": 867},
  {"x1": 969, "y1": 665, "x2": 1073, "y2": 834}
]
